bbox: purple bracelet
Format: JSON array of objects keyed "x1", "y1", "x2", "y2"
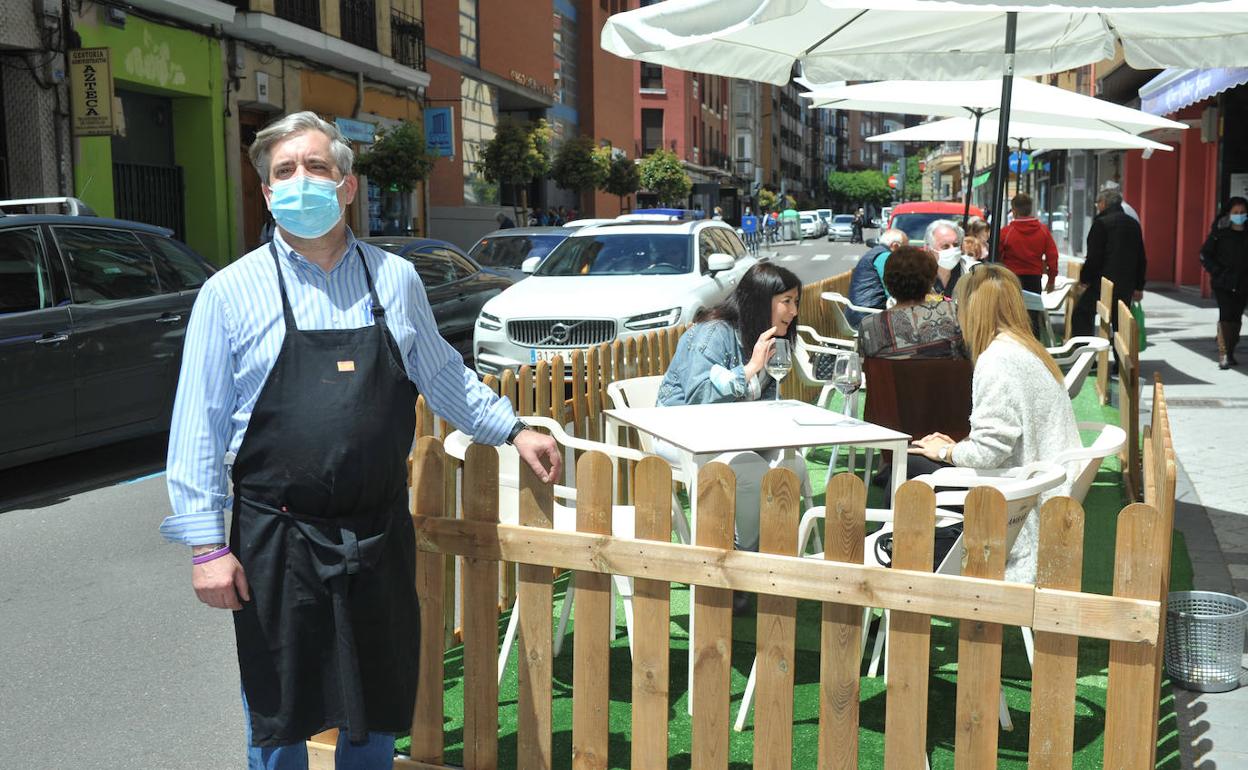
[{"x1": 192, "y1": 546, "x2": 230, "y2": 565}]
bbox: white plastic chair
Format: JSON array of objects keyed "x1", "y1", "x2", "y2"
[
  {"x1": 735, "y1": 462, "x2": 1067, "y2": 733},
  {"x1": 1047, "y1": 336, "x2": 1110, "y2": 398},
  {"x1": 822, "y1": 290, "x2": 883, "y2": 320},
  {"x1": 445, "y1": 415, "x2": 649, "y2": 683},
  {"x1": 605, "y1": 376, "x2": 694, "y2": 545},
  {"x1": 793, "y1": 325, "x2": 871, "y2": 494}
]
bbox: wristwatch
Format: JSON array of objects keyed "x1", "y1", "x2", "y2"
[
  {"x1": 504, "y1": 420, "x2": 527, "y2": 445},
  {"x1": 938, "y1": 444, "x2": 950, "y2": 463}
]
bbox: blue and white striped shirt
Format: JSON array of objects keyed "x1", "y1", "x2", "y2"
[{"x1": 161, "y1": 230, "x2": 514, "y2": 546}]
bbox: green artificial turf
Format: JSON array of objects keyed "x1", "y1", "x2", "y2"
[{"x1": 398, "y1": 381, "x2": 1192, "y2": 768}]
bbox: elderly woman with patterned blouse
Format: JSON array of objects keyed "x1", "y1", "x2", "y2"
[{"x1": 858, "y1": 244, "x2": 967, "y2": 360}]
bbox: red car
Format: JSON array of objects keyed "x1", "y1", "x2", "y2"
[{"x1": 887, "y1": 201, "x2": 985, "y2": 242}]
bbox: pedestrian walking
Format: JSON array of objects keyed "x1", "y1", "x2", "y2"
[
  {"x1": 851, "y1": 208, "x2": 865, "y2": 244},
  {"x1": 1199, "y1": 195, "x2": 1248, "y2": 369},
  {"x1": 998, "y1": 193, "x2": 1059, "y2": 337},
  {"x1": 161, "y1": 111, "x2": 561, "y2": 766},
  {"x1": 495, "y1": 211, "x2": 516, "y2": 229},
  {"x1": 1071, "y1": 187, "x2": 1146, "y2": 338}
]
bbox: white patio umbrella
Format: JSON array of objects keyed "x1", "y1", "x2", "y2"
[
  {"x1": 801, "y1": 76, "x2": 1187, "y2": 222},
  {"x1": 601, "y1": 0, "x2": 1248, "y2": 252},
  {"x1": 867, "y1": 116, "x2": 1174, "y2": 152}
]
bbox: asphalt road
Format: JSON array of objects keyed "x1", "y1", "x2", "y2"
[{"x1": 0, "y1": 232, "x2": 877, "y2": 768}]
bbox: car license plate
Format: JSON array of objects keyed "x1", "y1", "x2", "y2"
[{"x1": 529, "y1": 348, "x2": 567, "y2": 364}]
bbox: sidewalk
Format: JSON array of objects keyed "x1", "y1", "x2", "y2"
[{"x1": 1135, "y1": 285, "x2": 1248, "y2": 769}]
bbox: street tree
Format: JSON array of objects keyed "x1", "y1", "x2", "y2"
[
  {"x1": 551, "y1": 135, "x2": 609, "y2": 207},
  {"x1": 477, "y1": 118, "x2": 552, "y2": 220},
  {"x1": 354, "y1": 120, "x2": 435, "y2": 192},
  {"x1": 756, "y1": 187, "x2": 778, "y2": 213},
  {"x1": 638, "y1": 148, "x2": 691, "y2": 206},
  {"x1": 599, "y1": 149, "x2": 640, "y2": 213},
  {"x1": 826, "y1": 169, "x2": 893, "y2": 209}
]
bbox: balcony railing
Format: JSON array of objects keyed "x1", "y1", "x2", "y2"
[
  {"x1": 390, "y1": 9, "x2": 425, "y2": 69},
  {"x1": 340, "y1": 0, "x2": 377, "y2": 51},
  {"x1": 275, "y1": 0, "x2": 320, "y2": 30}
]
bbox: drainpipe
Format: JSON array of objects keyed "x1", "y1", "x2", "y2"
[{"x1": 354, "y1": 72, "x2": 364, "y2": 119}]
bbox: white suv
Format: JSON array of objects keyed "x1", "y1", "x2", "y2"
[{"x1": 473, "y1": 220, "x2": 757, "y2": 375}]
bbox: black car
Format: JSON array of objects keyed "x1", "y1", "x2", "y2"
[
  {"x1": 0, "y1": 209, "x2": 216, "y2": 470},
  {"x1": 360, "y1": 237, "x2": 512, "y2": 364},
  {"x1": 467, "y1": 226, "x2": 577, "y2": 282}
]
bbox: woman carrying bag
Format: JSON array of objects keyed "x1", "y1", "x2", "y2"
[{"x1": 1200, "y1": 196, "x2": 1248, "y2": 369}]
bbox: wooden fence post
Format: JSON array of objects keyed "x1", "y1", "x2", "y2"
[
  {"x1": 462, "y1": 444, "x2": 500, "y2": 769},
  {"x1": 631, "y1": 457, "x2": 674, "y2": 770},
  {"x1": 1103, "y1": 502, "x2": 1166, "y2": 770},
  {"x1": 572, "y1": 451, "x2": 613, "y2": 770},
  {"x1": 884, "y1": 480, "x2": 936, "y2": 770},
  {"x1": 818, "y1": 473, "x2": 866, "y2": 770},
  {"x1": 517, "y1": 458, "x2": 555, "y2": 769},
  {"x1": 1095, "y1": 277, "x2": 1114, "y2": 406},
  {"x1": 693, "y1": 463, "x2": 735, "y2": 770},
  {"x1": 410, "y1": 437, "x2": 446, "y2": 764},
  {"x1": 1029, "y1": 497, "x2": 1086, "y2": 768},
  {"x1": 953, "y1": 487, "x2": 1007, "y2": 768},
  {"x1": 754, "y1": 468, "x2": 801, "y2": 768}
]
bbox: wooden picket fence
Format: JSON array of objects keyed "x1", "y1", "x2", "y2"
[
  {"x1": 344, "y1": 435, "x2": 1173, "y2": 770},
  {"x1": 1095, "y1": 277, "x2": 1116, "y2": 406}
]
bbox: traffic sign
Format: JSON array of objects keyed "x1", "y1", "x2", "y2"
[{"x1": 887, "y1": 174, "x2": 898, "y2": 189}]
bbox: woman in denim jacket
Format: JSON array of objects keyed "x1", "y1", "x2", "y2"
[{"x1": 655, "y1": 263, "x2": 808, "y2": 593}]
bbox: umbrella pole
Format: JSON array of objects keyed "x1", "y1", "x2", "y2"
[
  {"x1": 987, "y1": 11, "x2": 1018, "y2": 262},
  {"x1": 963, "y1": 110, "x2": 982, "y2": 230}
]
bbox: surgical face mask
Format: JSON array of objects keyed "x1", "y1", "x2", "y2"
[
  {"x1": 267, "y1": 174, "x2": 346, "y2": 239},
  {"x1": 1230, "y1": 213, "x2": 1248, "y2": 226},
  {"x1": 936, "y1": 246, "x2": 962, "y2": 270}
]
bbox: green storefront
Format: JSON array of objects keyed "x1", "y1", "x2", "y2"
[{"x1": 74, "y1": 12, "x2": 231, "y2": 265}]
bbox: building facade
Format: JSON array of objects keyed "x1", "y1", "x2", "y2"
[{"x1": 0, "y1": 0, "x2": 71, "y2": 202}]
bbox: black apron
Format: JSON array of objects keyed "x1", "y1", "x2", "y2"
[{"x1": 231, "y1": 243, "x2": 419, "y2": 747}]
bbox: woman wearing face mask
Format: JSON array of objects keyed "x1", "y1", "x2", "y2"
[
  {"x1": 656, "y1": 263, "x2": 807, "y2": 595},
  {"x1": 1200, "y1": 196, "x2": 1248, "y2": 369}
]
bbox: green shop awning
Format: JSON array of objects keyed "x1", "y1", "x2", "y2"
[{"x1": 971, "y1": 170, "x2": 992, "y2": 189}]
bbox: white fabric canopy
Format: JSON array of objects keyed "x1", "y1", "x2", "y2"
[
  {"x1": 866, "y1": 116, "x2": 1174, "y2": 151},
  {"x1": 802, "y1": 77, "x2": 1187, "y2": 134},
  {"x1": 601, "y1": 0, "x2": 1248, "y2": 84}
]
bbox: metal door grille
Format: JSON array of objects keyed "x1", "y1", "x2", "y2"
[
  {"x1": 112, "y1": 162, "x2": 185, "y2": 241},
  {"x1": 507, "y1": 319, "x2": 616, "y2": 348}
]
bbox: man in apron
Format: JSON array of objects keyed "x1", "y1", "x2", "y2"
[{"x1": 161, "y1": 111, "x2": 561, "y2": 768}]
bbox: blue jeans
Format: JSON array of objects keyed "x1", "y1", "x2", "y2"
[{"x1": 242, "y1": 688, "x2": 395, "y2": 769}]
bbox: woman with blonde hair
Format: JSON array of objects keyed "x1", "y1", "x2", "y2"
[{"x1": 909, "y1": 263, "x2": 1080, "y2": 581}]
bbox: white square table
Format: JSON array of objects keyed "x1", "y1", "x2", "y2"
[{"x1": 603, "y1": 398, "x2": 911, "y2": 714}]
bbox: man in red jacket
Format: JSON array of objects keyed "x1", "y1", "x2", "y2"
[{"x1": 999, "y1": 192, "x2": 1058, "y2": 295}]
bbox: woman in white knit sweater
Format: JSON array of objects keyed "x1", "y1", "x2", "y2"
[{"x1": 909, "y1": 263, "x2": 1081, "y2": 582}]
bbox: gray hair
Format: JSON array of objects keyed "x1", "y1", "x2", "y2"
[
  {"x1": 923, "y1": 218, "x2": 964, "y2": 250},
  {"x1": 248, "y1": 111, "x2": 354, "y2": 184},
  {"x1": 1097, "y1": 188, "x2": 1123, "y2": 208},
  {"x1": 878, "y1": 228, "x2": 907, "y2": 249}
]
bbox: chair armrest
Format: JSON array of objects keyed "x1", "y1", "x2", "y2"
[{"x1": 796, "y1": 325, "x2": 856, "y2": 349}]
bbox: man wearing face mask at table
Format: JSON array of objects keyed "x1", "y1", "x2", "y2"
[
  {"x1": 924, "y1": 219, "x2": 966, "y2": 299},
  {"x1": 161, "y1": 111, "x2": 562, "y2": 767}
]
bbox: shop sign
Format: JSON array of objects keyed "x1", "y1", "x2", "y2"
[
  {"x1": 424, "y1": 108, "x2": 454, "y2": 157},
  {"x1": 335, "y1": 117, "x2": 377, "y2": 145},
  {"x1": 68, "y1": 48, "x2": 115, "y2": 137},
  {"x1": 509, "y1": 69, "x2": 554, "y2": 98}
]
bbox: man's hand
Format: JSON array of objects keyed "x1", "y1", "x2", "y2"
[
  {"x1": 513, "y1": 430, "x2": 562, "y2": 484},
  {"x1": 193, "y1": 554, "x2": 251, "y2": 611},
  {"x1": 1132, "y1": 290, "x2": 1144, "y2": 303}
]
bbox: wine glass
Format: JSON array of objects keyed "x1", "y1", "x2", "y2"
[
  {"x1": 766, "y1": 338, "x2": 792, "y2": 402},
  {"x1": 833, "y1": 352, "x2": 862, "y2": 409}
]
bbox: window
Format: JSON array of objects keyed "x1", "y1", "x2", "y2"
[
  {"x1": 707, "y1": 227, "x2": 744, "y2": 259},
  {"x1": 470, "y1": 234, "x2": 567, "y2": 270},
  {"x1": 640, "y1": 62, "x2": 663, "y2": 90},
  {"x1": 52, "y1": 227, "x2": 161, "y2": 302},
  {"x1": 536, "y1": 233, "x2": 692, "y2": 276},
  {"x1": 140, "y1": 234, "x2": 210, "y2": 292},
  {"x1": 409, "y1": 247, "x2": 476, "y2": 287},
  {"x1": 0, "y1": 228, "x2": 53, "y2": 314},
  {"x1": 459, "y1": 0, "x2": 478, "y2": 63},
  {"x1": 554, "y1": 12, "x2": 578, "y2": 109},
  {"x1": 461, "y1": 78, "x2": 499, "y2": 204},
  {"x1": 641, "y1": 109, "x2": 663, "y2": 155}
]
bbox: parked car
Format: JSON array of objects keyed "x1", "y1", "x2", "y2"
[
  {"x1": 887, "y1": 200, "x2": 985, "y2": 242},
  {"x1": 465, "y1": 226, "x2": 576, "y2": 282},
  {"x1": 0, "y1": 199, "x2": 216, "y2": 471},
  {"x1": 472, "y1": 220, "x2": 757, "y2": 376},
  {"x1": 800, "y1": 210, "x2": 827, "y2": 237},
  {"x1": 799, "y1": 213, "x2": 820, "y2": 239},
  {"x1": 361, "y1": 237, "x2": 513, "y2": 365},
  {"x1": 816, "y1": 208, "x2": 833, "y2": 230},
  {"x1": 827, "y1": 214, "x2": 856, "y2": 241}
]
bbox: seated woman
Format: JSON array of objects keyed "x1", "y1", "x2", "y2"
[
  {"x1": 656, "y1": 262, "x2": 806, "y2": 557},
  {"x1": 909, "y1": 263, "x2": 1081, "y2": 582},
  {"x1": 857, "y1": 244, "x2": 967, "y2": 360}
]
